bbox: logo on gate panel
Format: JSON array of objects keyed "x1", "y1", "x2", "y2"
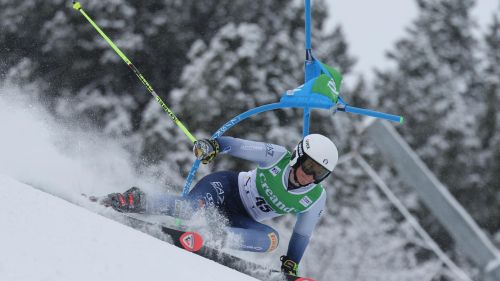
[{"x1": 179, "y1": 232, "x2": 203, "y2": 252}]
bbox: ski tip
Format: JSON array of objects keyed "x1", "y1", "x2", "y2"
[
  {"x1": 179, "y1": 232, "x2": 203, "y2": 252},
  {"x1": 81, "y1": 193, "x2": 98, "y2": 202}
]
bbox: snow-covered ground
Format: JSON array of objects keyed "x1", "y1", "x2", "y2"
[{"x1": 0, "y1": 174, "x2": 258, "y2": 281}]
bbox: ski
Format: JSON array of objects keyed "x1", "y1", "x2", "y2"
[{"x1": 82, "y1": 193, "x2": 315, "y2": 281}]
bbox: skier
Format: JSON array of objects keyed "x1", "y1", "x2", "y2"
[{"x1": 107, "y1": 134, "x2": 338, "y2": 276}]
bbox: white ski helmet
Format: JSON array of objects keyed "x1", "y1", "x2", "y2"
[{"x1": 290, "y1": 134, "x2": 339, "y2": 183}]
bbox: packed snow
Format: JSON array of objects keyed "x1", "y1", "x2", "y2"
[{"x1": 0, "y1": 174, "x2": 258, "y2": 281}]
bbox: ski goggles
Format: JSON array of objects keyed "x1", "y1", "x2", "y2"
[{"x1": 300, "y1": 156, "x2": 331, "y2": 182}]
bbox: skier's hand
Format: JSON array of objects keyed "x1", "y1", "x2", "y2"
[
  {"x1": 107, "y1": 187, "x2": 145, "y2": 213},
  {"x1": 193, "y1": 139, "x2": 220, "y2": 164},
  {"x1": 280, "y1": 255, "x2": 298, "y2": 276}
]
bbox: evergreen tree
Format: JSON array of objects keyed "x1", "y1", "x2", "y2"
[
  {"x1": 372, "y1": 0, "x2": 485, "y2": 232},
  {"x1": 1, "y1": 0, "x2": 313, "y2": 134},
  {"x1": 477, "y1": 10, "x2": 500, "y2": 232}
]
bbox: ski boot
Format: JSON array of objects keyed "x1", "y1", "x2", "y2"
[{"x1": 106, "y1": 187, "x2": 146, "y2": 213}]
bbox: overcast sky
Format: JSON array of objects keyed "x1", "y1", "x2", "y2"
[{"x1": 325, "y1": 0, "x2": 499, "y2": 81}]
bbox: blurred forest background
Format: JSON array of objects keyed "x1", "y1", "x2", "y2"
[{"x1": 1, "y1": 0, "x2": 499, "y2": 280}]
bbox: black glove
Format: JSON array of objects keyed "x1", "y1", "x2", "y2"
[
  {"x1": 193, "y1": 138, "x2": 220, "y2": 164},
  {"x1": 280, "y1": 255, "x2": 298, "y2": 276},
  {"x1": 107, "y1": 187, "x2": 145, "y2": 213}
]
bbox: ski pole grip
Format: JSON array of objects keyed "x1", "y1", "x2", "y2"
[{"x1": 72, "y1": 1, "x2": 81, "y2": 10}]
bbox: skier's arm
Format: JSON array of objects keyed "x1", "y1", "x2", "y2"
[
  {"x1": 217, "y1": 136, "x2": 287, "y2": 167},
  {"x1": 286, "y1": 192, "x2": 326, "y2": 263}
]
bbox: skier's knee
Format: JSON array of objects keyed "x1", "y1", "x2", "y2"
[{"x1": 266, "y1": 230, "x2": 279, "y2": 252}]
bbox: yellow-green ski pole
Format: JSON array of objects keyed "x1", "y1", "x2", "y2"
[{"x1": 72, "y1": 1, "x2": 197, "y2": 143}]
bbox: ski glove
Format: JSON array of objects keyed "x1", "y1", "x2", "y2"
[
  {"x1": 193, "y1": 138, "x2": 220, "y2": 164},
  {"x1": 107, "y1": 187, "x2": 146, "y2": 213},
  {"x1": 280, "y1": 255, "x2": 298, "y2": 276}
]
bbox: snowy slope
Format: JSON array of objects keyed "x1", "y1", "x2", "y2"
[{"x1": 0, "y1": 174, "x2": 258, "y2": 281}]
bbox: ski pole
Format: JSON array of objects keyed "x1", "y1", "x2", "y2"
[{"x1": 72, "y1": 2, "x2": 197, "y2": 143}]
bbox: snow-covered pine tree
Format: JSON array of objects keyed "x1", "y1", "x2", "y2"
[
  {"x1": 477, "y1": 8, "x2": 500, "y2": 234},
  {"x1": 372, "y1": 0, "x2": 485, "y2": 234},
  {"x1": 0, "y1": 0, "x2": 153, "y2": 135},
  {"x1": 0, "y1": 1, "x2": 313, "y2": 136}
]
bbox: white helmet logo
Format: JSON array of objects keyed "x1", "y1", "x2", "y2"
[{"x1": 323, "y1": 159, "x2": 328, "y2": 165}]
